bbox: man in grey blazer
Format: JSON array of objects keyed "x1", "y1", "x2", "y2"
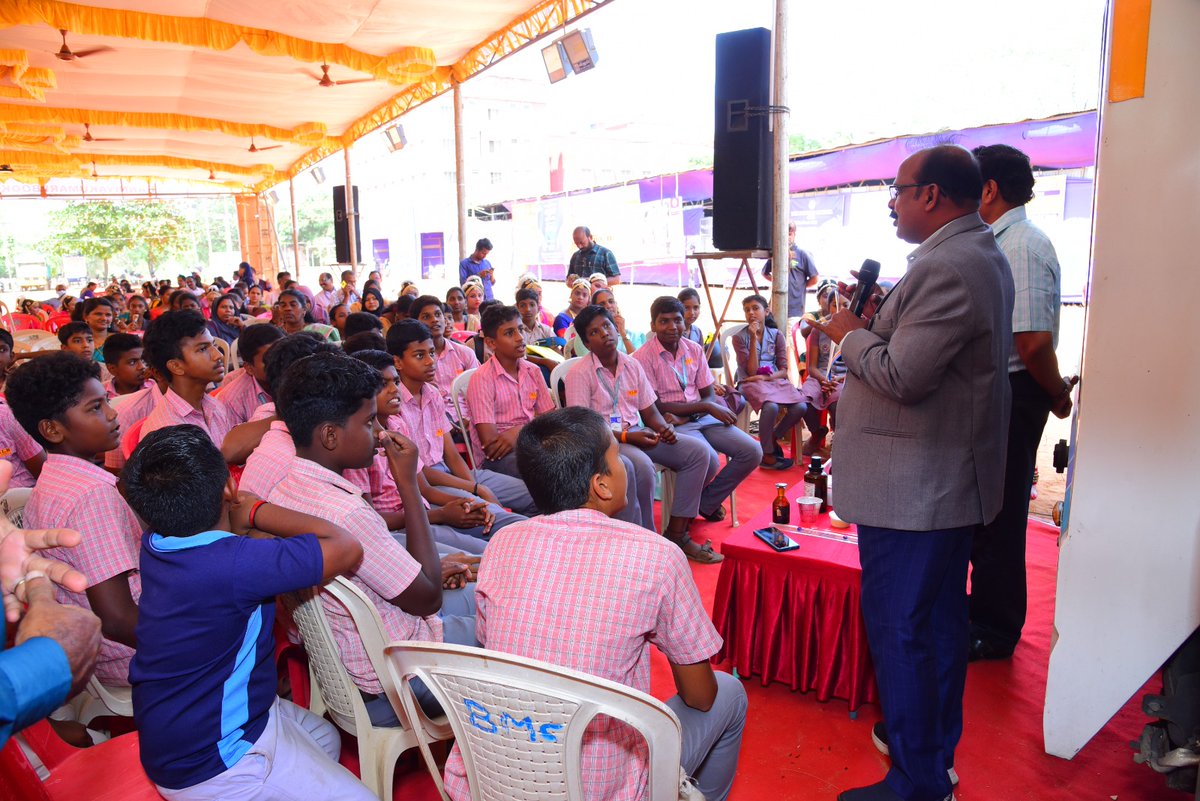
[{"x1": 816, "y1": 145, "x2": 1014, "y2": 801}]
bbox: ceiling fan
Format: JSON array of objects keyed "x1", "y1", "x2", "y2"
[
  {"x1": 90, "y1": 161, "x2": 99, "y2": 179},
  {"x1": 55, "y1": 29, "x2": 114, "y2": 61},
  {"x1": 310, "y1": 63, "x2": 373, "y2": 87},
  {"x1": 247, "y1": 137, "x2": 282, "y2": 153},
  {"x1": 82, "y1": 123, "x2": 124, "y2": 143}
]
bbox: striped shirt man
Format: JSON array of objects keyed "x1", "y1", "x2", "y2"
[{"x1": 992, "y1": 205, "x2": 1061, "y2": 372}]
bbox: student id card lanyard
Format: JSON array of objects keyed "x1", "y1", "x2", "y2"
[
  {"x1": 660, "y1": 350, "x2": 688, "y2": 393},
  {"x1": 595, "y1": 361, "x2": 623, "y2": 433}
]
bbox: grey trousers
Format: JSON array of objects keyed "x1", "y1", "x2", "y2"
[
  {"x1": 623, "y1": 434, "x2": 713, "y2": 521},
  {"x1": 617, "y1": 443, "x2": 657, "y2": 531},
  {"x1": 675, "y1": 416, "x2": 763, "y2": 517},
  {"x1": 437, "y1": 483, "x2": 526, "y2": 541},
  {"x1": 391, "y1": 527, "x2": 485, "y2": 557},
  {"x1": 668, "y1": 671, "x2": 748, "y2": 801},
  {"x1": 431, "y1": 460, "x2": 538, "y2": 516}
]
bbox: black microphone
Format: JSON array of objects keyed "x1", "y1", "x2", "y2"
[{"x1": 848, "y1": 259, "x2": 881, "y2": 317}]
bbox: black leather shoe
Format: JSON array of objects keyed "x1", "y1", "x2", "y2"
[
  {"x1": 837, "y1": 781, "x2": 905, "y2": 800},
  {"x1": 968, "y1": 636, "x2": 1015, "y2": 662}
]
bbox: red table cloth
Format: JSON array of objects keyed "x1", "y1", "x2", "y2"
[{"x1": 711, "y1": 483, "x2": 877, "y2": 710}]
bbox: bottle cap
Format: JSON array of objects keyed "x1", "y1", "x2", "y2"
[
  {"x1": 808, "y1": 456, "x2": 823, "y2": 472},
  {"x1": 775, "y1": 482, "x2": 787, "y2": 489}
]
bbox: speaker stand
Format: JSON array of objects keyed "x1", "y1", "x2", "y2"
[{"x1": 688, "y1": 249, "x2": 770, "y2": 384}]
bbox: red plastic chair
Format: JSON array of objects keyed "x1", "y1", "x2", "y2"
[
  {"x1": 448, "y1": 329, "x2": 477, "y2": 343},
  {"x1": 0, "y1": 720, "x2": 164, "y2": 800},
  {"x1": 274, "y1": 601, "x2": 312, "y2": 710},
  {"x1": 6, "y1": 313, "x2": 43, "y2": 331},
  {"x1": 121, "y1": 419, "x2": 145, "y2": 459},
  {"x1": 42, "y1": 314, "x2": 72, "y2": 334}
]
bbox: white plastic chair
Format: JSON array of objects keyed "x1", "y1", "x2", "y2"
[
  {"x1": 12, "y1": 329, "x2": 58, "y2": 353},
  {"x1": 283, "y1": 577, "x2": 452, "y2": 801},
  {"x1": 450, "y1": 368, "x2": 478, "y2": 470},
  {"x1": 78, "y1": 677, "x2": 134, "y2": 723},
  {"x1": 386, "y1": 641, "x2": 686, "y2": 801},
  {"x1": 0, "y1": 487, "x2": 32, "y2": 527},
  {"x1": 548, "y1": 356, "x2": 581, "y2": 410}
]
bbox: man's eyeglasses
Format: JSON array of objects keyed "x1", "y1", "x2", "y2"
[{"x1": 889, "y1": 182, "x2": 934, "y2": 200}]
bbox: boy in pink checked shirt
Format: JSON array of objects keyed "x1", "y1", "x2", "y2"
[
  {"x1": 386, "y1": 320, "x2": 536, "y2": 521},
  {"x1": 214, "y1": 324, "x2": 284, "y2": 425},
  {"x1": 442, "y1": 407, "x2": 746, "y2": 801},
  {"x1": 103, "y1": 365, "x2": 167, "y2": 474},
  {"x1": 566, "y1": 305, "x2": 721, "y2": 564},
  {"x1": 220, "y1": 333, "x2": 341, "y2": 467},
  {"x1": 515, "y1": 287, "x2": 562, "y2": 376},
  {"x1": 139, "y1": 310, "x2": 232, "y2": 450},
  {"x1": 0, "y1": 328, "x2": 46, "y2": 489},
  {"x1": 465, "y1": 305, "x2": 554, "y2": 479},
  {"x1": 346, "y1": 349, "x2": 486, "y2": 559},
  {"x1": 409, "y1": 295, "x2": 479, "y2": 424},
  {"x1": 7, "y1": 352, "x2": 142, "y2": 686},
  {"x1": 100, "y1": 333, "x2": 152, "y2": 399},
  {"x1": 632, "y1": 297, "x2": 761, "y2": 524},
  {"x1": 270, "y1": 351, "x2": 478, "y2": 725}
]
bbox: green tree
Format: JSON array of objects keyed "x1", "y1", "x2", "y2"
[
  {"x1": 0, "y1": 234, "x2": 15, "y2": 279},
  {"x1": 123, "y1": 201, "x2": 190, "y2": 277},
  {"x1": 40, "y1": 200, "x2": 130, "y2": 282},
  {"x1": 39, "y1": 200, "x2": 190, "y2": 281},
  {"x1": 789, "y1": 133, "x2": 830, "y2": 155}
]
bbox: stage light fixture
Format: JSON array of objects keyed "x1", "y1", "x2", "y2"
[
  {"x1": 541, "y1": 29, "x2": 597, "y2": 83},
  {"x1": 560, "y1": 29, "x2": 598, "y2": 75},
  {"x1": 311, "y1": 166, "x2": 326, "y2": 185},
  {"x1": 542, "y1": 40, "x2": 572, "y2": 83},
  {"x1": 384, "y1": 124, "x2": 407, "y2": 152}
]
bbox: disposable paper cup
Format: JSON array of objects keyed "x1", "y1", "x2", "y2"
[{"x1": 797, "y1": 497, "x2": 822, "y2": 527}]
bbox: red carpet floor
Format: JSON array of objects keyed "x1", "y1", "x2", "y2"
[{"x1": 370, "y1": 466, "x2": 1178, "y2": 801}]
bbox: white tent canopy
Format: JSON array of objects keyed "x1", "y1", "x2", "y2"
[{"x1": 0, "y1": 0, "x2": 608, "y2": 193}]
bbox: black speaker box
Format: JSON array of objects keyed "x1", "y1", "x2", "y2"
[
  {"x1": 713, "y1": 27, "x2": 773, "y2": 252},
  {"x1": 333, "y1": 185, "x2": 362, "y2": 265}
]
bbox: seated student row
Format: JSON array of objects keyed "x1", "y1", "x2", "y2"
[{"x1": 2, "y1": 317, "x2": 747, "y2": 801}]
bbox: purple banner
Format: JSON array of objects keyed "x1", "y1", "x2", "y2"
[
  {"x1": 419, "y1": 232, "x2": 444, "y2": 281},
  {"x1": 371, "y1": 239, "x2": 390, "y2": 268}
]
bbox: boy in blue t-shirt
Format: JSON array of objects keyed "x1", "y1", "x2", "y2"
[{"x1": 123, "y1": 424, "x2": 373, "y2": 800}]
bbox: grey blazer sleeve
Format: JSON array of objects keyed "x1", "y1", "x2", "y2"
[{"x1": 840, "y1": 262, "x2": 976, "y2": 406}]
